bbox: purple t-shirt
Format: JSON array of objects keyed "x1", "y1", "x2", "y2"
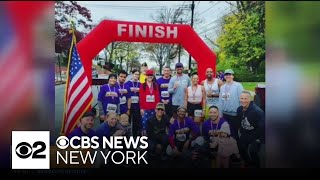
[
  {"x1": 202, "y1": 118, "x2": 228, "y2": 141},
  {"x1": 98, "y1": 84, "x2": 120, "y2": 114},
  {"x1": 157, "y1": 77, "x2": 172, "y2": 102},
  {"x1": 117, "y1": 82, "x2": 131, "y2": 114},
  {"x1": 169, "y1": 117, "x2": 200, "y2": 139},
  {"x1": 125, "y1": 80, "x2": 140, "y2": 111}
]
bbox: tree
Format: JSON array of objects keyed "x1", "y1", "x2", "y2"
[
  {"x1": 107, "y1": 42, "x2": 141, "y2": 73},
  {"x1": 215, "y1": 1, "x2": 265, "y2": 76},
  {"x1": 104, "y1": 41, "x2": 122, "y2": 64},
  {"x1": 144, "y1": 6, "x2": 188, "y2": 74},
  {"x1": 55, "y1": 1, "x2": 93, "y2": 59},
  {"x1": 128, "y1": 58, "x2": 141, "y2": 72},
  {"x1": 144, "y1": 44, "x2": 178, "y2": 74}
]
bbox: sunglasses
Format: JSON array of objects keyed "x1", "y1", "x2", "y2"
[
  {"x1": 224, "y1": 73, "x2": 233, "y2": 76},
  {"x1": 157, "y1": 108, "x2": 164, "y2": 111}
]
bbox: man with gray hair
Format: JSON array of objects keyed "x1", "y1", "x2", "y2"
[{"x1": 237, "y1": 90, "x2": 265, "y2": 167}]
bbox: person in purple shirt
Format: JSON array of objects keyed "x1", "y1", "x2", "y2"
[
  {"x1": 219, "y1": 70, "x2": 225, "y2": 81},
  {"x1": 168, "y1": 106, "x2": 200, "y2": 157},
  {"x1": 67, "y1": 111, "x2": 96, "y2": 145},
  {"x1": 117, "y1": 70, "x2": 131, "y2": 115},
  {"x1": 157, "y1": 66, "x2": 173, "y2": 118},
  {"x1": 125, "y1": 69, "x2": 141, "y2": 137},
  {"x1": 95, "y1": 112, "x2": 125, "y2": 144},
  {"x1": 202, "y1": 105, "x2": 230, "y2": 142},
  {"x1": 98, "y1": 74, "x2": 120, "y2": 123}
]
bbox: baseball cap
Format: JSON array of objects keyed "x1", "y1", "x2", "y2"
[
  {"x1": 224, "y1": 69, "x2": 234, "y2": 74},
  {"x1": 146, "y1": 69, "x2": 154, "y2": 75},
  {"x1": 175, "y1": 62, "x2": 183, "y2": 68},
  {"x1": 156, "y1": 102, "x2": 165, "y2": 110},
  {"x1": 82, "y1": 111, "x2": 95, "y2": 118},
  {"x1": 177, "y1": 106, "x2": 187, "y2": 112}
]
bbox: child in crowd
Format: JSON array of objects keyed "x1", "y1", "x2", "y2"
[
  {"x1": 117, "y1": 114, "x2": 132, "y2": 136},
  {"x1": 210, "y1": 125, "x2": 240, "y2": 168}
]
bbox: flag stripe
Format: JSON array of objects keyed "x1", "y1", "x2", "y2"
[
  {"x1": 67, "y1": 67, "x2": 85, "y2": 96},
  {"x1": 66, "y1": 77, "x2": 89, "y2": 112},
  {"x1": 61, "y1": 33, "x2": 93, "y2": 136},
  {"x1": 66, "y1": 73, "x2": 86, "y2": 107},
  {"x1": 66, "y1": 82, "x2": 90, "y2": 119},
  {"x1": 65, "y1": 88, "x2": 92, "y2": 133},
  {"x1": 66, "y1": 96, "x2": 93, "y2": 134}
]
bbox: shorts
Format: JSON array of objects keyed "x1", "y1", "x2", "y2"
[{"x1": 187, "y1": 102, "x2": 202, "y2": 117}]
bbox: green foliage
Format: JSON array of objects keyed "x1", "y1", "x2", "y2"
[
  {"x1": 233, "y1": 67, "x2": 265, "y2": 82},
  {"x1": 215, "y1": 1, "x2": 265, "y2": 78}
]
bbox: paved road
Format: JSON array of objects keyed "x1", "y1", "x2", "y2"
[{"x1": 54, "y1": 84, "x2": 101, "y2": 139}]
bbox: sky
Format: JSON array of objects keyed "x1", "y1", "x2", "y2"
[{"x1": 76, "y1": 1, "x2": 233, "y2": 69}]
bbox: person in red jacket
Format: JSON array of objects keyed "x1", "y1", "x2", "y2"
[{"x1": 139, "y1": 69, "x2": 160, "y2": 136}]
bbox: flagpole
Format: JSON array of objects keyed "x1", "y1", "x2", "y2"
[{"x1": 60, "y1": 21, "x2": 76, "y2": 135}]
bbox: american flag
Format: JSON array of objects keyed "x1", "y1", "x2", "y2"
[
  {"x1": 0, "y1": 5, "x2": 34, "y2": 122},
  {"x1": 61, "y1": 33, "x2": 93, "y2": 136}
]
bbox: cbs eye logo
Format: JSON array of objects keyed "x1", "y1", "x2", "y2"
[
  {"x1": 15, "y1": 141, "x2": 46, "y2": 159},
  {"x1": 12, "y1": 131, "x2": 50, "y2": 169}
]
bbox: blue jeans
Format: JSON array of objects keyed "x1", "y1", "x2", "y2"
[{"x1": 141, "y1": 109, "x2": 155, "y2": 131}]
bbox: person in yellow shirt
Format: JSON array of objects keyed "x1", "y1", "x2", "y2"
[{"x1": 140, "y1": 62, "x2": 148, "y2": 83}]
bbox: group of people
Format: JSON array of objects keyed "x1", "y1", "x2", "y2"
[{"x1": 68, "y1": 62, "x2": 265, "y2": 168}]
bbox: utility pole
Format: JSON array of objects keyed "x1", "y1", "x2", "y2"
[
  {"x1": 188, "y1": 1, "x2": 195, "y2": 76},
  {"x1": 178, "y1": 18, "x2": 183, "y2": 63}
]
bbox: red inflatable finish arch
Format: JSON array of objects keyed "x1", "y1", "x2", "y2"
[{"x1": 77, "y1": 20, "x2": 216, "y2": 82}]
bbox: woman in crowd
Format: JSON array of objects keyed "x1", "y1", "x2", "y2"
[
  {"x1": 139, "y1": 69, "x2": 160, "y2": 136},
  {"x1": 184, "y1": 73, "x2": 206, "y2": 123},
  {"x1": 98, "y1": 74, "x2": 120, "y2": 123}
]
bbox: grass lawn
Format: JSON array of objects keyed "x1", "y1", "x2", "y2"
[{"x1": 241, "y1": 82, "x2": 265, "y2": 92}]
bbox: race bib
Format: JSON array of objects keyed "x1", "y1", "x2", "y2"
[
  {"x1": 105, "y1": 92, "x2": 117, "y2": 97},
  {"x1": 161, "y1": 83, "x2": 169, "y2": 88},
  {"x1": 222, "y1": 92, "x2": 230, "y2": 101},
  {"x1": 161, "y1": 91, "x2": 169, "y2": 98},
  {"x1": 106, "y1": 104, "x2": 117, "y2": 112},
  {"x1": 146, "y1": 95, "x2": 155, "y2": 102},
  {"x1": 119, "y1": 89, "x2": 128, "y2": 94},
  {"x1": 176, "y1": 133, "x2": 187, "y2": 142},
  {"x1": 120, "y1": 96, "x2": 127, "y2": 105},
  {"x1": 194, "y1": 109, "x2": 203, "y2": 117},
  {"x1": 131, "y1": 96, "x2": 139, "y2": 104}
]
